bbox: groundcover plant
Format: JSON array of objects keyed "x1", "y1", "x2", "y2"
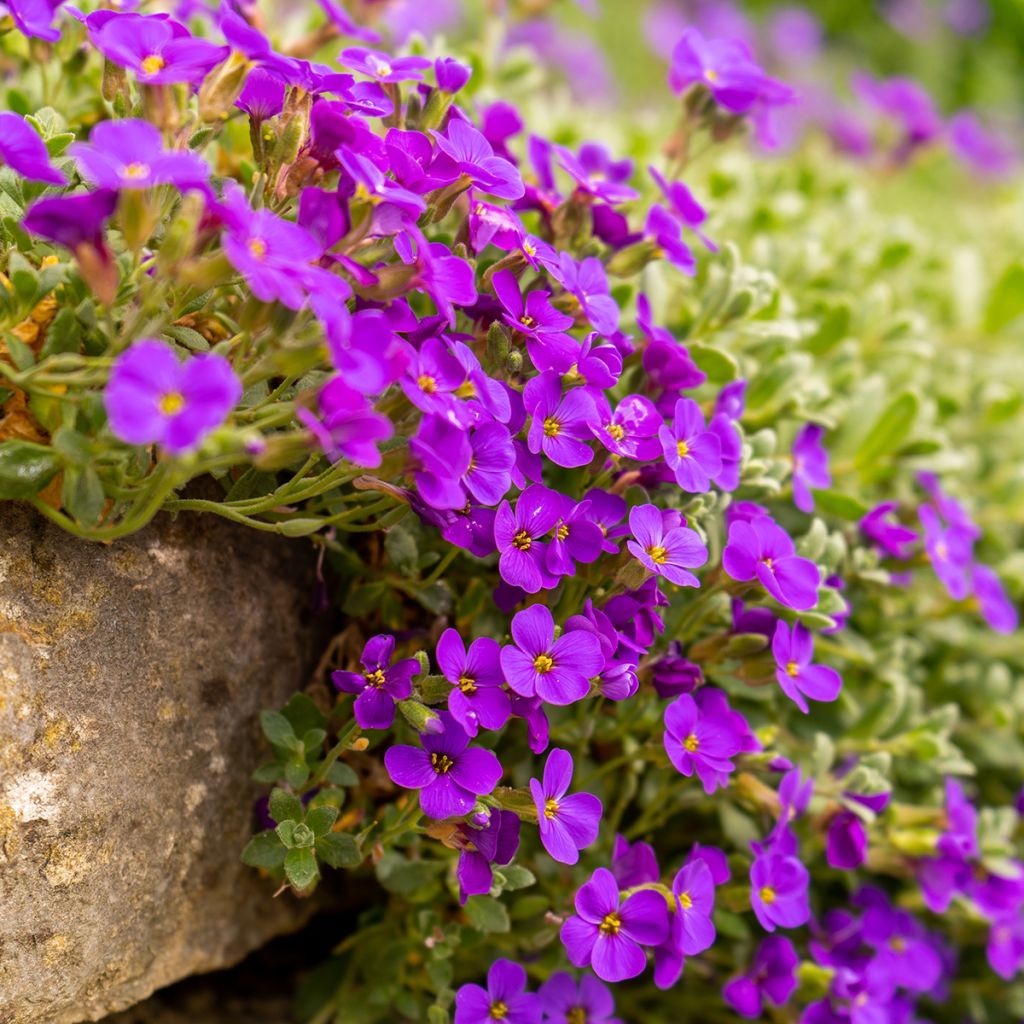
[{"x1": 0, "y1": 0, "x2": 1022, "y2": 1020}]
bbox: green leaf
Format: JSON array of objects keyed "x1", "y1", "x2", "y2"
[
  {"x1": 284, "y1": 759, "x2": 311, "y2": 788},
  {"x1": 984, "y1": 263, "x2": 1024, "y2": 332},
  {"x1": 812, "y1": 489, "x2": 869, "y2": 520},
  {"x1": 495, "y1": 864, "x2": 535, "y2": 890},
  {"x1": 281, "y1": 692, "x2": 327, "y2": 735},
  {"x1": 304, "y1": 805, "x2": 339, "y2": 837},
  {"x1": 688, "y1": 343, "x2": 738, "y2": 382},
  {"x1": 163, "y1": 324, "x2": 210, "y2": 352},
  {"x1": 0, "y1": 440, "x2": 60, "y2": 498},
  {"x1": 854, "y1": 391, "x2": 919, "y2": 468},
  {"x1": 385, "y1": 522, "x2": 419, "y2": 575},
  {"x1": 268, "y1": 787, "x2": 304, "y2": 825},
  {"x1": 278, "y1": 517, "x2": 325, "y2": 537},
  {"x1": 463, "y1": 896, "x2": 510, "y2": 933},
  {"x1": 325, "y1": 761, "x2": 359, "y2": 786},
  {"x1": 241, "y1": 830, "x2": 287, "y2": 870},
  {"x1": 284, "y1": 846, "x2": 319, "y2": 890},
  {"x1": 61, "y1": 465, "x2": 105, "y2": 526},
  {"x1": 260, "y1": 709, "x2": 296, "y2": 748},
  {"x1": 315, "y1": 831, "x2": 362, "y2": 868}
]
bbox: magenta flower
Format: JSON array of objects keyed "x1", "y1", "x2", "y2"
[
  {"x1": 555, "y1": 145, "x2": 639, "y2": 206},
  {"x1": 492, "y1": 270, "x2": 576, "y2": 373},
  {"x1": 538, "y1": 972, "x2": 621, "y2": 1024},
  {"x1": 436, "y1": 628, "x2": 510, "y2": 737},
  {"x1": 463, "y1": 423, "x2": 515, "y2": 507},
  {"x1": 545, "y1": 499, "x2": 604, "y2": 578},
  {"x1": 722, "y1": 937, "x2": 799, "y2": 1018},
  {"x1": 644, "y1": 205, "x2": 697, "y2": 276},
  {"x1": 93, "y1": 13, "x2": 229, "y2": 84},
  {"x1": 750, "y1": 848, "x2": 810, "y2": 932},
  {"x1": 722, "y1": 517, "x2": 820, "y2": 610},
  {"x1": 499, "y1": 604, "x2": 603, "y2": 706},
  {"x1": 648, "y1": 166, "x2": 716, "y2": 251},
  {"x1": 949, "y1": 111, "x2": 1016, "y2": 177},
  {"x1": 431, "y1": 119, "x2": 525, "y2": 201},
  {"x1": 524, "y1": 373, "x2": 595, "y2": 469},
  {"x1": 771, "y1": 621, "x2": 842, "y2": 714},
  {"x1": 236, "y1": 67, "x2": 287, "y2": 122},
  {"x1": 71, "y1": 119, "x2": 209, "y2": 191},
  {"x1": 791, "y1": 423, "x2": 831, "y2": 513},
  {"x1": 627, "y1": 504, "x2": 708, "y2": 587},
  {"x1": 611, "y1": 835, "x2": 659, "y2": 889},
  {"x1": 529, "y1": 748, "x2": 602, "y2": 865},
  {"x1": 454, "y1": 958, "x2": 539, "y2": 1024},
  {"x1": 494, "y1": 484, "x2": 563, "y2": 593},
  {"x1": 663, "y1": 693, "x2": 745, "y2": 794},
  {"x1": 860, "y1": 502, "x2": 918, "y2": 559},
  {"x1": 669, "y1": 28, "x2": 766, "y2": 113},
  {"x1": 410, "y1": 415, "x2": 472, "y2": 511},
  {"x1": 4, "y1": 0, "x2": 64, "y2": 40},
  {"x1": 588, "y1": 394, "x2": 662, "y2": 461},
  {"x1": 104, "y1": 339, "x2": 241, "y2": 454},
  {"x1": 972, "y1": 563, "x2": 1019, "y2": 634},
  {"x1": 22, "y1": 189, "x2": 116, "y2": 250},
  {"x1": 332, "y1": 635, "x2": 418, "y2": 730},
  {"x1": 339, "y1": 47, "x2": 432, "y2": 83},
  {"x1": 455, "y1": 809, "x2": 520, "y2": 904},
  {"x1": 988, "y1": 915, "x2": 1024, "y2": 981},
  {"x1": 299, "y1": 378, "x2": 393, "y2": 467},
  {"x1": 654, "y1": 859, "x2": 717, "y2": 988},
  {"x1": 919, "y1": 504, "x2": 973, "y2": 600},
  {"x1": 0, "y1": 112, "x2": 66, "y2": 185},
  {"x1": 384, "y1": 711, "x2": 502, "y2": 819},
  {"x1": 826, "y1": 811, "x2": 868, "y2": 870},
  {"x1": 560, "y1": 867, "x2": 669, "y2": 983},
  {"x1": 555, "y1": 253, "x2": 619, "y2": 335},
  {"x1": 659, "y1": 398, "x2": 723, "y2": 493}
]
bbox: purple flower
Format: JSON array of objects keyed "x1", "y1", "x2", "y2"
[
  {"x1": 854, "y1": 72, "x2": 942, "y2": 150},
  {"x1": 663, "y1": 693, "x2": 744, "y2": 794},
  {"x1": 500, "y1": 604, "x2": 603, "y2": 706},
  {"x1": 538, "y1": 972, "x2": 621, "y2": 1024},
  {"x1": 791, "y1": 423, "x2": 831, "y2": 513},
  {"x1": 860, "y1": 502, "x2": 918, "y2": 559},
  {"x1": 22, "y1": 189, "x2": 116, "y2": 250},
  {"x1": 588, "y1": 394, "x2": 662, "y2": 461},
  {"x1": 4, "y1": 0, "x2": 64, "y2": 40},
  {"x1": 659, "y1": 398, "x2": 722, "y2": 493},
  {"x1": 339, "y1": 47, "x2": 431, "y2": 83},
  {"x1": 611, "y1": 835, "x2": 659, "y2": 889},
  {"x1": 454, "y1": 958, "x2": 540, "y2": 1024},
  {"x1": 554, "y1": 144, "x2": 638, "y2": 206},
  {"x1": 988, "y1": 915, "x2": 1024, "y2": 980},
  {"x1": 627, "y1": 504, "x2": 708, "y2": 588},
  {"x1": 722, "y1": 937, "x2": 799, "y2": 1017},
  {"x1": 949, "y1": 111, "x2": 1016, "y2": 177},
  {"x1": 648, "y1": 166, "x2": 716, "y2": 251},
  {"x1": 332, "y1": 634, "x2": 418, "y2": 730},
  {"x1": 771, "y1": 620, "x2": 842, "y2": 714},
  {"x1": 436, "y1": 628, "x2": 510, "y2": 736},
  {"x1": 530, "y1": 748, "x2": 602, "y2": 865},
  {"x1": 546, "y1": 499, "x2": 604, "y2": 577},
  {"x1": 919, "y1": 504, "x2": 973, "y2": 600},
  {"x1": 644, "y1": 205, "x2": 697, "y2": 276},
  {"x1": 104, "y1": 339, "x2": 241, "y2": 454},
  {"x1": 236, "y1": 67, "x2": 286, "y2": 121},
  {"x1": 862, "y1": 899, "x2": 943, "y2": 996},
  {"x1": 434, "y1": 56, "x2": 472, "y2": 94},
  {"x1": 654, "y1": 860, "x2": 717, "y2": 988},
  {"x1": 93, "y1": 13, "x2": 229, "y2": 84},
  {"x1": 431, "y1": 119, "x2": 525, "y2": 201},
  {"x1": 492, "y1": 270, "x2": 576, "y2": 373},
  {"x1": 463, "y1": 423, "x2": 515, "y2": 507},
  {"x1": 650, "y1": 645, "x2": 703, "y2": 698},
  {"x1": 723, "y1": 517, "x2": 820, "y2": 610},
  {"x1": 555, "y1": 253, "x2": 619, "y2": 335},
  {"x1": 669, "y1": 27, "x2": 766, "y2": 113},
  {"x1": 750, "y1": 847, "x2": 810, "y2": 932},
  {"x1": 524, "y1": 373, "x2": 595, "y2": 469},
  {"x1": 383, "y1": 711, "x2": 502, "y2": 819},
  {"x1": 71, "y1": 119, "x2": 209, "y2": 191},
  {"x1": 411, "y1": 415, "x2": 472, "y2": 511},
  {"x1": 299, "y1": 378, "x2": 393, "y2": 467},
  {"x1": 826, "y1": 811, "x2": 868, "y2": 870},
  {"x1": 455, "y1": 809, "x2": 519, "y2": 904},
  {"x1": 0, "y1": 112, "x2": 66, "y2": 185},
  {"x1": 973, "y1": 563, "x2": 1019, "y2": 634},
  {"x1": 560, "y1": 867, "x2": 669, "y2": 983},
  {"x1": 494, "y1": 484, "x2": 562, "y2": 593}
]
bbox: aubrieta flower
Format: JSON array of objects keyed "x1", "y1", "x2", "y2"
[
  {"x1": 611, "y1": 834, "x2": 659, "y2": 889},
  {"x1": 492, "y1": 270, "x2": 576, "y2": 373},
  {"x1": 750, "y1": 842, "x2": 810, "y2": 932},
  {"x1": 861, "y1": 895, "x2": 944, "y2": 997},
  {"x1": 654, "y1": 859, "x2": 717, "y2": 989},
  {"x1": 722, "y1": 936, "x2": 799, "y2": 1018},
  {"x1": 948, "y1": 111, "x2": 1017, "y2": 177},
  {"x1": 4, "y1": 0, "x2": 64, "y2": 40},
  {"x1": 538, "y1": 972, "x2": 622, "y2": 1024},
  {"x1": 431, "y1": 119, "x2": 525, "y2": 201},
  {"x1": 339, "y1": 46, "x2": 432, "y2": 83},
  {"x1": 918, "y1": 503, "x2": 973, "y2": 600},
  {"x1": 771, "y1": 620, "x2": 842, "y2": 714},
  {"x1": 648, "y1": 166, "x2": 716, "y2": 251},
  {"x1": 560, "y1": 867, "x2": 669, "y2": 983},
  {"x1": 104, "y1": 338, "x2": 241, "y2": 454},
  {"x1": 988, "y1": 914, "x2": 1024, "y2": 980},
  {"x1": 972, "y1": 563, "x2": 1019, "y2": 634},
  {"x1": 436, "y1": 628, "x2": 510, "y2": 736},
  {"x1": 826, "y1": 810, "x2": 869, "y2": 870},
  {"x1": 859, "y1": 501, "x2": 918, "y2": 559},
  {"x1": 299, "y1": 377, "x2": 393, "y2": 467},
  {"x1": 546, "y1": 499, "x2": 604, "y2": 578},
  {"x1": 658, "y1": 398, "x2": 723, "y2": 493},
  {"x1": 494, "y1": 484, "x2": 563, "y2": 593},
  {"x1": 554, "y1": 253, "x2": 619, "y2": 335},
  {"x1": 455, "y1": 808, "x2": 520, "y2": 904},
  {"x1": 332, "y1": 634, "x2": 418, "y2": 730},
  {"x1": 530, "y1": 748, "x2": 602, "y2": 865},
  {"x1": 454, "y1": 958, "x2": 540, "y2": 1024},
  {"x1": 791, "y1": 423, "x2": 831, "y2": 513},
  {"x1": 723, "y1": 516, "x2": 820, "y2": 610},
  {"x1": 236, "y1": 67, "x2": 287, "y2": 122},
  {"x1": 500, "y1": 604, "x2": 603, "y2": 706},
  {"x1": 668, "y1": 27, "x2": 767, "y2": 113},
  {"x1": 663, "y1": 692, "x2": 745, "y2": 795},
  {"x1": 524, "y1": 372, "x2": 595, "y2": 469},
  {"x1": 384, "y1": 710, "x2": 502, "y2": 819},
  {"x1": 588, "y1": 393, "x2": 662, "y2": 461},
  {"x1": 70, "y1": 119, "x2": 209, "y2": 191},
  {"x1": 0, "y1": 112, "x2": 67, "y2": 185},
  {"x1": 93, "y1": 12, "x2": 229, "y2": 84},
  {"x1": 627, "y1": 504, "x2": 708, "y2": 587}
]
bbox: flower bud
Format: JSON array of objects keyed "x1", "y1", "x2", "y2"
[
  {"x1": 198, "y1": 51, "x2": 252, "y2": 124},
  {"x1": 398, "y1": 699, "x2": 443, "y2": 736}
]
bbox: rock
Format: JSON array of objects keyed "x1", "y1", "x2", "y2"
[{"x1": 0, "y1": 504, "x2": 325, "y2": 1024}]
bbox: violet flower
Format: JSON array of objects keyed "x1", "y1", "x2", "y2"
[
  {"x1": 555, "y1": 253, "x2": 619, "y2": 335},
  {"x1": 524, "y1": 372, "x2": 595, "y2": 469},
  {"x1": 431, "y1": 119, "x2": 525, "y2": 201},
  {"x1": 791, "y1": 423, "x2": 831, "y2": 513},
  {"x1": 669, "y1": 27, "x2": 766, "y2": 113},
  {"x1": 988, "y1": 915, "x2": 1024, "y2": 980},
  {"x1": 588, "y1": 393, "x2": 662, "y2": 461},
  {"x1": 648, "y1": 166, "x2": 716, "y2": 251},
  {"x1": 463, "y1": 423, "x2": 515, "y2": 507},
  {"x1": 499, "y1": 604, "x2": 603, "y2": 706},
  {"x1": 654, "y1": 859, "x2": 717, "y2": 989},
  {"x1": 384, "y1": 711, "x2": 502, "y2": 819},
  {"x1": 859, "y1": 502, "x2": 918, "y2": 559},
  {"x1": 300, "y1": 377, "x2": 393, "y2": 468},
  {"x1": 530, "y1": 748, "x2": 602, "y2": 865},
  {"x1": 0, "y1": 112, "x2": 66, "y2": 185},
  {"x1": 972, "y1": 563, "x2": 1019, "y2": 634},
  {"x1": 627, "y1": 504, "x2": 708, "y2": 588},
  {"x1": 4, "y1": 0, "x2": 64, "y2": 40},
  {"x1": 611, "y1": 835, "x2": 659, "y2": 889},
  {"x1": 494, "y1": 484, "x2": 562, "y2": 594},
  {"x1": 723, "y1": 516, "x2": 821, "y2": 610},
  {"x1": 454, "y1": 958, "x2": 540, "y2": 1024},
  {"x1": 771, "y1": 620, "x2": 842, "y2": 714},
  {"x1": 827, "y1": 811, "x2": 868, "y2": 870},
  {"x1": 545, "y1": 499, "x2": 604, "y2": 578},
  {"x1": 722, "y1": 936, "x2": 799, "y2": 1018},
  {"x1": 236, "y1": 67, "x2": 286, "y2": 121},
  {"x1": 455, "y1": 809, "x2": 520, "y2": 904},
  {"x1": 663, "y1": 692, "x2": 745, "y2": 794},
  {"x1": 410, "y1": 414, "x2": 472, "y2": 511},
  {"x1": 560, "y1": 867, "x2": 669, "y2": 983},
  {"x1": 332, "y1": 634, "x2": 418, "y2": 730},
  {"x1": 93, "y1": 13, "x2": 229, "y2": 84},
  {"x1": 492, "y1": 270, "x2": 576, "y2": 373},
  {"x1": 750, "y1": 846, "x2": 810, "y2": 932},
  {"x1": 339, "y1": 47, "x2": 431, "y2": 83},
  {"x1": 949, "y1": 111, "x2": 1016, "y2": 178},
  {"x1": 104, "y1": 339, "x2": 241, "y2": 454},
  {"x1": 436, "y1": 628, "x2": 511, "y2": 736},
  {"x1": 538, "y1": 972, "x2": 621, "y2": 1024},
  {"x1": 919, "y1": 504, "x2": 973, "y2": 600},
  {"x1": 659, "y1": 398, "x2": 723, "y2": 493},
  {"x1": 434, "y1": 56, "x2": 472, "y2": 94}
]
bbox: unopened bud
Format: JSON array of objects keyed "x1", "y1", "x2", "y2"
[
  {"x1": 198, "y1": 51, "x2": 252, "y2": 123},
  {"x1": 398, "y1": 699, "x2": 443, "y2": 736}
]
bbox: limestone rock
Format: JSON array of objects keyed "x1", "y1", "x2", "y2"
[{"x1": 0, "y1": 505, "x2": 324, "y2": 1024}]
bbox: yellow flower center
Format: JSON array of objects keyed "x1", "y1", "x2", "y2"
[
  {"x1": 704, "y1": 67, "x2": 719, "y2": 82},
  {"x1": 248, "y1": 237, "x2": 268, "y2": 260},
  {"x1": 759, "y1": 886, "x2": 776, "y2": 905},
  {"x1": 533, "y1": 653, "x2": 554, "y2": 674},
  {"x1": 762, "y1": 556, "x2": 773, "y2": 570},
  {"x1": 889, "y1": 936, "x2": 907, "y2": 953},
  {"x1": 159, "y1": 391, "x2": 185, "y2": 416},
  {"x1": 543, "y1": 417, "x2": 561, "y2": 438},
  {"x1": 646, "y1": 545, "x2": 669, "y2": 565},
  {"x1": 141, "y1": 54, "x2": 165, "y2": 75},
  {"x1": 785, "y1": 661, "x2": 800, "y2": 677},
  {"x1": 123, "y1": 162, "x2": 150, "y2": 180},
  {"x1": 683, "y1": 733, "x2": 699, "y2": 753},
  {"x1": 523, "y1": 240, "x2": 537, "y2": 257},
  {"x1": 566, "y1": 1010, "x2": 588, "y2": 1024},
  {"x1": 556, "y1": 523, "x2": 570, "y2": 541},
  {"x1": 935, "y1": 540, "x2": 948, "y2": 560},
  {"x1": 599, "y1": 912, "x2": 622, "y2": 936},
  {"x1": 457, "y1": 674, "x2": 476, "y2": 695},
  {"x1": 512, "y1": 529, "x2": 532, "y2": 551},
  {"x1": 455, "y1": 379, "x2": 476, "y2": 399},
  {"x1": 371, "y1": 59, "x2": 393, "y2": 77},
  {"x1": 417, "y1": 374, "x2": 437, "y2": 393},
  {"x1": 520, "y1": 314, "x2": 536, "y2": 329},
  {"x1": 365, "y1": 668, "x2": 387, "y2": 688},
  {"x1": 430, "y1": 752, "x2": 454, "y2": 774},
  {"x1": 679, "y1": 891, "x2": 693, "y2": 910},
  {"x1": 676, "y1": 439, "x2": 690, "y2": 458},
  {"x1": 606, "y1": 423, "x2": 625, "y2": 441},
  {"x1": 544, "y1": 798, "x2": 559, "y2": 819}
]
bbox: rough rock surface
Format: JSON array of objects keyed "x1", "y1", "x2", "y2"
[{"x1": 0, "y1": 504, "x2": 324, "y2": 1024}]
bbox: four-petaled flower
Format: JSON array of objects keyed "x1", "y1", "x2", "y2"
[
  {"x1": 771, "y1": 620, "x2": 843, "y2": 714},
  {"x1": 454, "y1": 958, "x2": 540, "y2": 1024},
  {"x1": 663, "y1": 693, "x2": 745, "y2": 794},
  {"x1": 723, "y1": 516, "x2": 820, "y2": 610},
  {"x1": 529, "y1": 748, "x2": 602, "y2": 865},
  {"x1": 436, "y1": 628, "x2": 511, "y2": 736},
  {"x1": 627, "y1": 504, "x2": 708, "y2": 587},
  {"x1": 659, "y1": 398, "x2": 722, "y2": 493},
  {"x1": 332, "y1": 634, "x2": 419, "y2": 730}
]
